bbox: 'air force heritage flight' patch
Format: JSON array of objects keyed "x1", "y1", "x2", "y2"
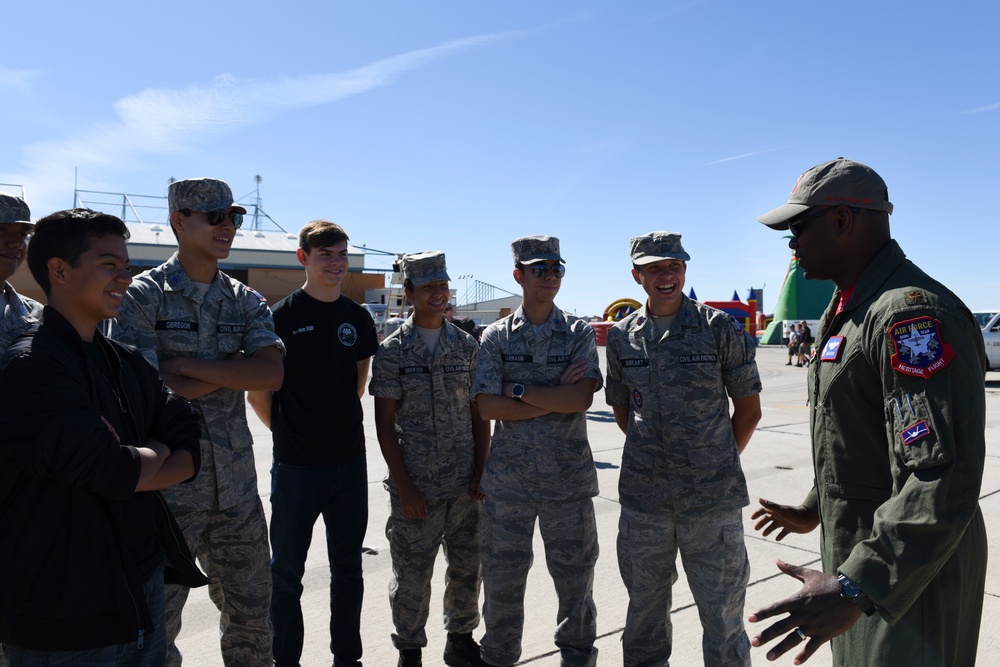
[{"x1": 888, "y1": 315, "x2": 954, "y2": 378}]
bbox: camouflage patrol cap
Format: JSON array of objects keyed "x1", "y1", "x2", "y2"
[
  {"x1": 511, "y1": 235, "x2": 564, "y2": 265},
  {"x1": 757, "y1": 157, "x2": 893, "y2": 230},
  {"x1": 0, "y1": 193, "x2": 32, "y2": 226},
  {"x1": 168, "y1": 177, "x2": 248, "y2": 214},
  {"x1": 401, "y1": 250, "x2": 451, "y2": 287},
  {"x1": 630, "y1": 231, "x2": 690, "y2": 265}
]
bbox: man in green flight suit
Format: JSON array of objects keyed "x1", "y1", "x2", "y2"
[{"x1": 748, "y1": 158, "x2": 987, "y2": 666}]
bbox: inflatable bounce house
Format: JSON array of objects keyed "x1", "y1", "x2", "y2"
[
  {"x1": 758, "y1": 253, "x2": 835, "y2": 345},
  {"x1": 590, "y1": 298, "x2": 642, "y2": 345},
  {"x1": 702, "y1": 288, "x2": 760, "y2": 337}
]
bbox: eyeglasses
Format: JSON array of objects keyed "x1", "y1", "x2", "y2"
[
  {"x1": 788, "y1": 206, "x2": 836, "y2": 239},
  {"x1": 181, "y1": 209, "x2": 244, "y2": 230},
  {"x1": 788, "y1": 205, "x2": 862, "y2": 238},
  {"x1": 521, "y1": 263, "x2": 566, "y2": 278}
]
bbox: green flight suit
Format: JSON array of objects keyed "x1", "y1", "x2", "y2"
[{"x1": 805, "y1": 240, "x2": 987, "y2": 666}]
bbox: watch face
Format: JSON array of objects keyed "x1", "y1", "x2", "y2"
[
  {"x1": 839, "y1": 575, "x2": 861, "y2": 597},
  {"x1": 513, "y1": 383, "x2": 525, "y2": 398}
]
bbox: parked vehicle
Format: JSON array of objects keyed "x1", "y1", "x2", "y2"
[{"x1": 973, "y1": 311, "x2": 1000, "y2": 371}]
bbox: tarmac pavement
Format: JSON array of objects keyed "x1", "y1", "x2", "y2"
[{"x1": 174, "y1": 345, "x2": 1000, "y2": 666}]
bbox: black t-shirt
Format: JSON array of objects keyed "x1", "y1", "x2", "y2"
[{"x1": 271, "y1": 290, "x2": 378, "y2": 466}]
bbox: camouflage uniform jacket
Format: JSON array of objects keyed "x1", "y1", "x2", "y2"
[
  {"x1": 369, "y1": 317, "x2": 480, "y2": 501},
  {"x1": 804, "y1": 240, "x2": 986, "y2": 666},
  {"x1": 473, "y1": 304, "x2": 602, "y2": 503},
  {"x1": 108, "y1": 253, "x2": 285, "y2": 511},
  {"x1": 0, "y1": 282, "x2": 42, "y2": 351},
  {"x1": 605, "y1": 296, "x2": 761, "y2": 519}
]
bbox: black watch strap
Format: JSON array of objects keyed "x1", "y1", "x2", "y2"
[{"x1": 838, "y1": 574, "x2": 877, "y2": 617}]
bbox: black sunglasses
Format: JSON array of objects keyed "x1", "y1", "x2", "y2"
[
  {"x1": 788, "y1": 205, "x2": 862, "y2": 239},
  {"x1": 181, "y1": 209, "x2": 243, "y2": 230},
  {"x1": 788, "y1": 206, "x2": 836, "y2": 239},
  {"x1": 521, "y1": 263, "x2": 566, "y2": 278}
]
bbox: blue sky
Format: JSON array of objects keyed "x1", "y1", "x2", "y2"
[{"x1": 2, "y1": 1, "x2": 998, "y2": 316}]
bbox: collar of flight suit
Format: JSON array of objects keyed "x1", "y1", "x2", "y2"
[{"x1": 830, "y1": 240, "x2": 907, "y2": 318}]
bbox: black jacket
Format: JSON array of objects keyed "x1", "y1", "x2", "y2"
[{"x1": 0, "y1": 307, "x2": 207, "y2": 651}]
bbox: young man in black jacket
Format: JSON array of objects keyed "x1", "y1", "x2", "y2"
[{"x1": 0, "y1": 209, "x2": 206, "y2": 667}]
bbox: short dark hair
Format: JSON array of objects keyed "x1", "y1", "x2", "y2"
[
  {"x1": 28, "y1": 208, "x2": 130, "y2": 296},
  {"x1": 299, "y1": 220, "x2": 349, "y2": 253}
]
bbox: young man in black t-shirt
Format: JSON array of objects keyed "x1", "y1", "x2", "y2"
[{"x1": 248, "y1": 220, "x2": 377, "y2": 667}]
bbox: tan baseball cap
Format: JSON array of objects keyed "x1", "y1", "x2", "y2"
[{"x1": 757, "y1": 158, "x2": 893, "y2": 230}]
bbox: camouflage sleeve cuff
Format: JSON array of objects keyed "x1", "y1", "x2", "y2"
[
  {"x1": 243, "y1": 331, "x2": 285, "y2": 358},
  {"x1": 723, "y1": 362, "x2": 762, "y2": 398},
  {"x1": 368, "y1": 378, "x2": 403, "y2": 400},
  {"x1": 584, "y1": 367, "x2": 604, "y2": 392},
  {"x1": 605, "y1": 380, "x2": 630, "y2": 407}
]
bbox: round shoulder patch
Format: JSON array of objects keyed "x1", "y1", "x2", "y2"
[{"x1": 338, "y1": 323, "x2": 358, "y2": 347}]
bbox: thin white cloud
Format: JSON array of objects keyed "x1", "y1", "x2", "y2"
[
  {"x1": 705, "y1": 147, "x2": 783, "y2": 166},
  {"x1": 2, "y1": 30, "x2": 523, "y2": 215},
  {"x1": 0, "y1": 66, "x2": 40, "y2": 91},
  {"x1": 956, "y1": 102, "x2": 1000, "y2": 115}
]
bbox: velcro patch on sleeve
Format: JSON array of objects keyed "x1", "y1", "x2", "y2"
[
  {"x1": 888, "y1": 316, "x2": 953, "y2": 378},
  {"x1": 900, "y1": 420, "x2": 931, "y2": 446}
]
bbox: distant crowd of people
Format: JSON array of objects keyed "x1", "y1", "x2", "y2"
[{"x1": 0, "y1": 157, "x2": 987, "y2": 667}]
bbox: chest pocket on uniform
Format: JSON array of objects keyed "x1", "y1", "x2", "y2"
[
  {"x1": 443, "y1": 362, "x2": 472, "y2": 391},
  {"x1": 400, "y1": 365, "x2": 431, "y2": 392},
  {"x1": 620, "y1": 359, "x2": 650, "y2": 387},
  {"x1": 156, "y1": 320, "x2": 199, "y2": 356},
  {"x1": 217, "y1": 326, "x2": 245, "y2": 354},
  {"x1": 217, "y1": 302, "x2": 247, "y2": 355}
]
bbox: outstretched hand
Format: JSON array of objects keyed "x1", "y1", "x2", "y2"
[
  {"x1": 751, "y1": 498, "x2": 820, "y2": 541},
  {"x1": 748, "y1": 560, "x2": 863, "y2": 664}
]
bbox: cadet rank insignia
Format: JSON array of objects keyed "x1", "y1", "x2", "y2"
[
  {"x1": 905, "y1": 290, "x2": 926, "y2": 305},
  {"x1": 729, "y1": 316, "x2": 745, "y2": 334},
  {"x1": 888, "y1": 316, "x2": 953, "y2": 378}
]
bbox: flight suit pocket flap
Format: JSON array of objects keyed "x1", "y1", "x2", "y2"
[{"x1": 886, "y1": 387, "x2": 951, "y2": 470}]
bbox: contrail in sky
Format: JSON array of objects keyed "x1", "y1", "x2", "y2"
[{"x1": 705, "y1": 147, "x2": 783, "y2": 166}]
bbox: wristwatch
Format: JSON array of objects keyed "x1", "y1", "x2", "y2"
[
  {"x1": 511, "y1": 383, "x2": 525, "y2": 400},
  {"x1": 838, "y1": 574, "x2": 877, "y2": 616}
]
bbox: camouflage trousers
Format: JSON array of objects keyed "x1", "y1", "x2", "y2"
[
  {"x1": 165, "y1": 497, "x2": 273, "y2": 667},
  {"x1": 617, "y1": 506, "x2": 750, "y2": 667},
  {"x1": 480, "y1": 497, "x2": 599, "y2": 667},
  {"x1": 387, "y1": 492, "x2": 483, "y2": 650}
]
